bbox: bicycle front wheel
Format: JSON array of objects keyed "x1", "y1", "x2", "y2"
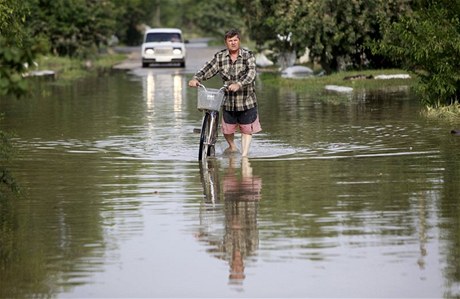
[{"x1": 199, "y1": 113, "x2": 211, "y2": 161}]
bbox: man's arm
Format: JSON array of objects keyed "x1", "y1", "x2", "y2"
[
  {"x1": 188, "y1": 55, "x2": 220, "y2": 87},
  {"x1": 194, "y1": 56, "x2": 220, "y2": 82},
  {"x1": 238, "y1": 52, "x2": 257, "y2": 87}
]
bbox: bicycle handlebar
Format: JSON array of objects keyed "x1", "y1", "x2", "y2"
[{"x1": 197, "y1": 83, "x2": 227, "y2": 93}]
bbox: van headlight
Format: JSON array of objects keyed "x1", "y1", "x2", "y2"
[
  {"x1": 172, "y1": 48, "x2": 182, "y2": 55},
  {"x1": 145, "y1": 48, "x2": 154, "y2": 55}
]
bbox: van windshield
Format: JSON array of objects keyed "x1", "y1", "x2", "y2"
[{"x1": 145, "y1": 32, "x2": 182, "y2": 43}]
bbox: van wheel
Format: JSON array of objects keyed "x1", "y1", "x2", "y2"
[
  {"x1": 180, "y1": 61, "x2": 185, "y2": 68},
  {"x1": 142, "y1": 62, "x2": 149, "y2": 68}
]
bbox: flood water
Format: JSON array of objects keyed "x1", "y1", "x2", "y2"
[{"x1": 1, "y1": 68, "x2": 460, "y2": 298}]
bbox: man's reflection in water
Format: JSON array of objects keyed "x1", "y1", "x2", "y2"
[
  {"x1": 224, "y1": 157, "x2": 261, "y2": 283},
  {"x1": 198, "y1": 157, "x2": 262, "y2": 285}
]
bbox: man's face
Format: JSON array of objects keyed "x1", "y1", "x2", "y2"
[{"x1": 225, "y1": 35, "x2": 240, "y2": 52}]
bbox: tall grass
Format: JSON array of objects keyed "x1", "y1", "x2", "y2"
[
  {"x1": 35, "y1": 53, "x2": 126, "y2": 82},
  {"x1": 421, "y1": 104, "x2": 460, "y2": 123}
]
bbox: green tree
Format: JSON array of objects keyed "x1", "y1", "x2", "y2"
[
  {"x1": 268, "y1": 0, "x2": 413, "y2": 73},
  {"x1": 110, "y1": 0, "x2": 219, "y2": 46},
  {"x1": 235, "y1": 0, "x2": 280, "y2": 52},
  {"x1": 233, "y1": 0, "x2": 415, "y2": 71},
  {"x1": 111, "y1": 0, "x2": 247, "y2": 45},
  {"x1": 26, "y1": 0, "x2": 116, "y2": 57},
  {"x1": 0, "y1": 0, "x2": 33, "y2": 195},
  {"x1": 182, "y1": 0, "x2": 245, "y2": 39},
  {"x1": 375, "y1": 0, "x2": 460, "y2": 107},
  {"x1": 0, "y1": 0, "x2": 35, "y2": 97},
  {"x1": 110, "y1": 0, "x2": 154, "y2": 46}
]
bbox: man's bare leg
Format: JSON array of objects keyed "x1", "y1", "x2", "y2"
[
  {"x1": 241, "y1": 157, "x2": 253, "y2": 177},
  {"x1": 241, "y1": 133, "x2": 252, "y2": 157},
  {"x1": 224, "y1": 133, "x2": 238, "y2": 153}
]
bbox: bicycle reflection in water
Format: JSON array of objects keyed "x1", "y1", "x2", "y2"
[{"x1": 197, "y1": 157, "x2": 262, "y2": 285}]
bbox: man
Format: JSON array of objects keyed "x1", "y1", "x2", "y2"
[{"x1": 188, "y1": 29, "x2": 261, "y2": 157}]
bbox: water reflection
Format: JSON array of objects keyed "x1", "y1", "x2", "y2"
[
  {"x1": 143, "y1": 71, "x2": 185, "y2": 114},
  {"x1": 2, "y1": 72, "x2": 460, "y2": 297},
  {"x1": 198, "y1": 157, "x2": 262, "y2": 284}
]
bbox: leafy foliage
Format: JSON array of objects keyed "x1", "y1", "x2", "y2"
[
  {"x1": 0, "y1": 0, "x2": 33, "y2": 195},
  {"x1": 26, "y1": 0, "x2": 116, "y2": 58},
  {"x1": 0, "y1": 0, "x2": 36, "y2": 97},
  {"x1": 188, "y1": 0, "x2": 244, "y2": 38},
  {"x1": 375, "y1": 1, "x2": 460, "y2": 107},
  {"x1": 262, "y1": 0, "x2": 413, "y2": 73},
  {"x1": 0, "y1": 37, "x2": 35, "y2": 97},
  {"x1": 110, "y1": 0, "x2": 157, "y2": 46},
  {"x1": 235, "y1": 0, "x2": 281, "y2": 52}
]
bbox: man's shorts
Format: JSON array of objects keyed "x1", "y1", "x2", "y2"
[{"x1": 222, "y1": 107, "x2": 262, "y2": 135}]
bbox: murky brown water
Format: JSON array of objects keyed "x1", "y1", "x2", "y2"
[{"x1": 1, "y1": 68, "x2": 460, "y2": 298}]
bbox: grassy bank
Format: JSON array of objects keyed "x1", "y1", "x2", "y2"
[
  {"x1": 258, "y1": 68, "x2": 416, "y2": 107},
  {"x1": 260, "y1": 68, "x2": 415, "y2": 94},
  {"x1": 34, "y1": 52, "x2": 127, "y2": 83},
  {"x1": 421, "y1": 104, "x2": 460, "y2": 123}
]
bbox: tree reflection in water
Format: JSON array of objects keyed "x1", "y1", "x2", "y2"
[{"x1": 198, "y1": 157, "x2": 262, "y2": 285}]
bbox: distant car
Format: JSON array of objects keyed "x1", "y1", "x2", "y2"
[{"x1": 141, "y1": 28, "x2": 186, "y2": 68}]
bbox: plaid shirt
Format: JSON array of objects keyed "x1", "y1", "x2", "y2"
[{"x1": 193, "y1": 48, "x2": 257, "y2": 111}]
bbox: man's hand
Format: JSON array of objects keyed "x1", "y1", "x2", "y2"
[
  {"x1": 188, "y1": 79, "x2": 200, "y2": 87},
  {"x1": 228, "y1": 82, "x2": 242, "y2": 92}
]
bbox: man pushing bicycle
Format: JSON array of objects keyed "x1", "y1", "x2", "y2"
[{"x1": 188, "y1": 29, "x2": 262, "y2": 157}]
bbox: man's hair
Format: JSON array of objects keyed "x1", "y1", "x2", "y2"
[{"x1": 224, "y1": 29, "x2": 240, "y2": 40}]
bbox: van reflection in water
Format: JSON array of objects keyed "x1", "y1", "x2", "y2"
[{"x1": 198, "y1": 157, "x2": 262, "y2": 284}]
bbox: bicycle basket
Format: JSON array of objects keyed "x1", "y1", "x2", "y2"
[{"x1": 197, "y1": 87, "x2": 225, "y2": 111}]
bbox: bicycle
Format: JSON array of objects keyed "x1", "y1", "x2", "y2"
[
  {"x1": 196, "y1": 83, "x2": 226, "y2": 161},
  {"x1": 199, "y1": 159, "x2": 221, "y2": 204}
]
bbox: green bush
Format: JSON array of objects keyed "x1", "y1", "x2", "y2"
[
  {"x1": 374, "y1": 3, "x2": 460, "y2": 107},
  {"x1": 0, "y1": 37, "x2": 35, "y2": 97}
]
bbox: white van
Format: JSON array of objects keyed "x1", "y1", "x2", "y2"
[{"x1": 141, "y1": 28, "x2": 186, "y2": 68}]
